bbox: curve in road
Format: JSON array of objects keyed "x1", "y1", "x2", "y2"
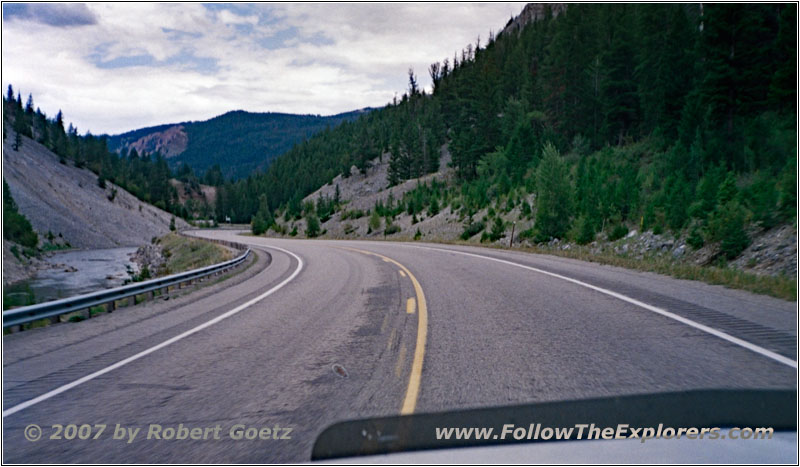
[{"x1": 2, "y1": 231, "x2": 796, "y2": 463}]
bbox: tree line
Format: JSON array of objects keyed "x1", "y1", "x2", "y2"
[
  {"x1": 231, "y1": 3, "x2": 794, "y2": 260},
  {"x1": 7, "y1": 3, "x2": 794, "y2": 261},
  {"x1": 2, "y1": 87, "x2": 216, "y2": 220}
]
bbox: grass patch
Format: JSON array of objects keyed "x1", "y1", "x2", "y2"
[
  {"x1": 3, "y1": 283, "x2": 35, "y2": 310},
  {"x1": 158, "y1": 233, "x2": 233, "y2": 275},
  {"x1": 341, "y1": 209, "x2": 365, "y2": 220},
  {"x1": 24, "y1": 318, "x2": 52, "y2": 329},
  {"x1": 474, "y1": 242, "x2": 796, "y2": 301},
  {"x1": 362, "y1": 236, "x2": 796, "y2": 301},
  {"x1": 40, "y1": 242, "x2": 72, "y2": 253}
]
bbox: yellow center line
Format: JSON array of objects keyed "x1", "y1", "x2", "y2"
[
  {"x1": 338, "y1": 246, "x2": 428, "y2": 415},
  {"x1": 398, "y1": 270, "x2": 407, "y2": 278},
  {"x1": 406, "y1": 297, "x2": 416, "y2": 315}
]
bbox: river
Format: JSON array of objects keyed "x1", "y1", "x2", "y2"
[{"x1": 9, "y1": 247, "x2": 138, "y2": 305}]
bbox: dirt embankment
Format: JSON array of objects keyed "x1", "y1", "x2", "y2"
[{"x1": 3, "y1": 131, "x2": 188, "y2": 251}]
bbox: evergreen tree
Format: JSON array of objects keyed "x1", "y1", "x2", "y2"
[
  {"x1": 534, "y1": 143, "x2": 572, "y2": 240},
  {"x1": 3, "y1": 179, "x2": 38, "y2": 248},
  {"x1": 305, "y1": 213, "x2": 321, "y2": 238}
]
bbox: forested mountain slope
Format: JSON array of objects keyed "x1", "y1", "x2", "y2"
[
  {"x1": 107, "y1": 109, "x2": 369, "y2": 180},
  {"x1": 229, "y1": 3, "x2": 794, "y2": 268}
]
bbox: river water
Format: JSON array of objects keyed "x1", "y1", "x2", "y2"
[{"x1": 20, "y1": 247, "x2": 138, "y2": 303}]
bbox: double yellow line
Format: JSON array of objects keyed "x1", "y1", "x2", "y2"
[{"x1": 339, "y1": 247, "x2": 428, "y2": 415}]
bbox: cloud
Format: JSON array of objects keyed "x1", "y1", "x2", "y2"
[
  {"x1": 1, "y1": 3, "x2": 522, "y2": 134},
  {"x1": 3, "y1": 3, "x2": 97, "y2": 27},
  {"x1": 216, "y1": 9, "x2": 259, "y2": 26}
]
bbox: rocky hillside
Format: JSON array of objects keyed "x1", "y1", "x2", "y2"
[
  {"x1": 501, "y1": 3, "x2": 566, "y2": 34},
  {"x1": 269, "y1": 144, "x2": 796, "y2": 283},
  {"x1": 126, "y1": 124, "x2": 188, "y2": 158},
  {"x1": 3, "y1": 130, "x2": 189, "y2": 250}
]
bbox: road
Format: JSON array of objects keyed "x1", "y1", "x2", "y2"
[{"x1": 3, "y1": 231, "x2": 797, "y2": 462}]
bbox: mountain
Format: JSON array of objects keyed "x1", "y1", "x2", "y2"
[
  {"x1": 214, "y1": 3, "x2": 794, "y2": 287},
  {"x1": 107, "y1": 109, "x2": 370, "y2": 180}
]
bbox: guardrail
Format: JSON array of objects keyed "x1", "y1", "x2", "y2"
[{"x1": 3, "y1": 246, "x2": 251, "y2": 330}]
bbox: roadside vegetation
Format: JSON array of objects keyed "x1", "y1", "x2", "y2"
[
  {"x1": 476, "y1": 241, "x2": 796, "y2": 301},
  {"x1": 232, "y1": 5, "x2": 794, "y2": 247},
  {"x1": 241, "y1": 4, "x2": 794, "y2": 299},
  {"x1": 3, "y1": 179, "x2": 38, "y2": 252},
  {"x1": 153, "y1": 233, "x2": 232, "y2": 277}
]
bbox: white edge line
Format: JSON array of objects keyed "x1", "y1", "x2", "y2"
[
  {"x1": 411, "y1": 245, "x2": 797, "y2": 369},
  {"x1": 3, "y1": 245, "x2": 304, "y2": 418}
]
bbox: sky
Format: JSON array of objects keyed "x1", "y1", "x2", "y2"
[{"x1": 2, "y1": 3, "x2": 523, "y2": 135}]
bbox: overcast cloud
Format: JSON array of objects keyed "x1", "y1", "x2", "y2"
[{"x1": 2, "y1": 3, "x2": 522, "y2": 135}]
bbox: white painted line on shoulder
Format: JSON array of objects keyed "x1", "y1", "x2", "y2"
[
  {"x1": 3, "y1": 245, "x2": 304, "y2": 418},
  {"x1": 412, "y1": 245, "x2": 797, "y2": 369}
]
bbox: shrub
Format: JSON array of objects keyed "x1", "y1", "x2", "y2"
[
  {"x1": 251, "y1": 213, "x2": 269, "y2": 235},
  {"x1": 460, "y1": 221, "x2": 485, "y2": 240},
  {"x1": 428, "y1": 198, "x2": 440, "y2": 216},
  {"x1": 305, "y1": 214, "x2": 321, "y2": 238},
  {"x1": 521, "y1": 201, "x2": 532, "y2": 218},
  {"x1": 504, "y1": 196, "x2": 515, "y2": 212},
  {"x1": 369, "y1": 210, "x2": 382, "y2": 231},
  {"x1": 574, "y1": 214, "x2": 595, "y2": 245},
  {"x1": 134, "y1": 265, "x2": 151, "y2": 282},
  {"x1": 687, "y1": 226, "x2": 704, "y2": 249},
  {"x1": 271, "y1": 223, "x2": 286, "y2": 235},
  {"x1": 518, "y1": 228, "x2": 536, "y2": 241},
  {"x1": 778, "y1": 156, "x2": 796, "y2": 222},
  {"x1": 746, "y1": 174, "x2": 778, "y2": 229},
  {"x1": 717, "y1": 202, "x2": 750, "y2": 259},
  {"x1": 384, "y1": 224, "x2": 401, "y2": 235},
  {"x1": 488, "y1": 217, "x2": 505, "y2": 242},
  {"x1": 341, "y1": 209, "x2": 365, "y2": 220},
  {"x1": 608, "y1": 224, "x2": 629, "y2": 242},
  {"x1": 3, "y1": 180, "x2": 38, "y2": 248}
]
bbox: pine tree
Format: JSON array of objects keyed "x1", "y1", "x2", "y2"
[
  {"x1": 534, "y1": 143, "x2": 572, "y2": 240},
  {"x1": 369, "y1": 209, "x2": 381, "y2": 231},
  {"x1": 305, "y1": 213, "x2": 321, "y2": 238}
]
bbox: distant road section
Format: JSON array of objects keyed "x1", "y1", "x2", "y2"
[{"x1": 3, "y1": 230, "x2": 795, "y2": 463}]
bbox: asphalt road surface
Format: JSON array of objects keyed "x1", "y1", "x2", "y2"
[{"x1": 3, "y1": 231, "x2": 796, "y2": 463}]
